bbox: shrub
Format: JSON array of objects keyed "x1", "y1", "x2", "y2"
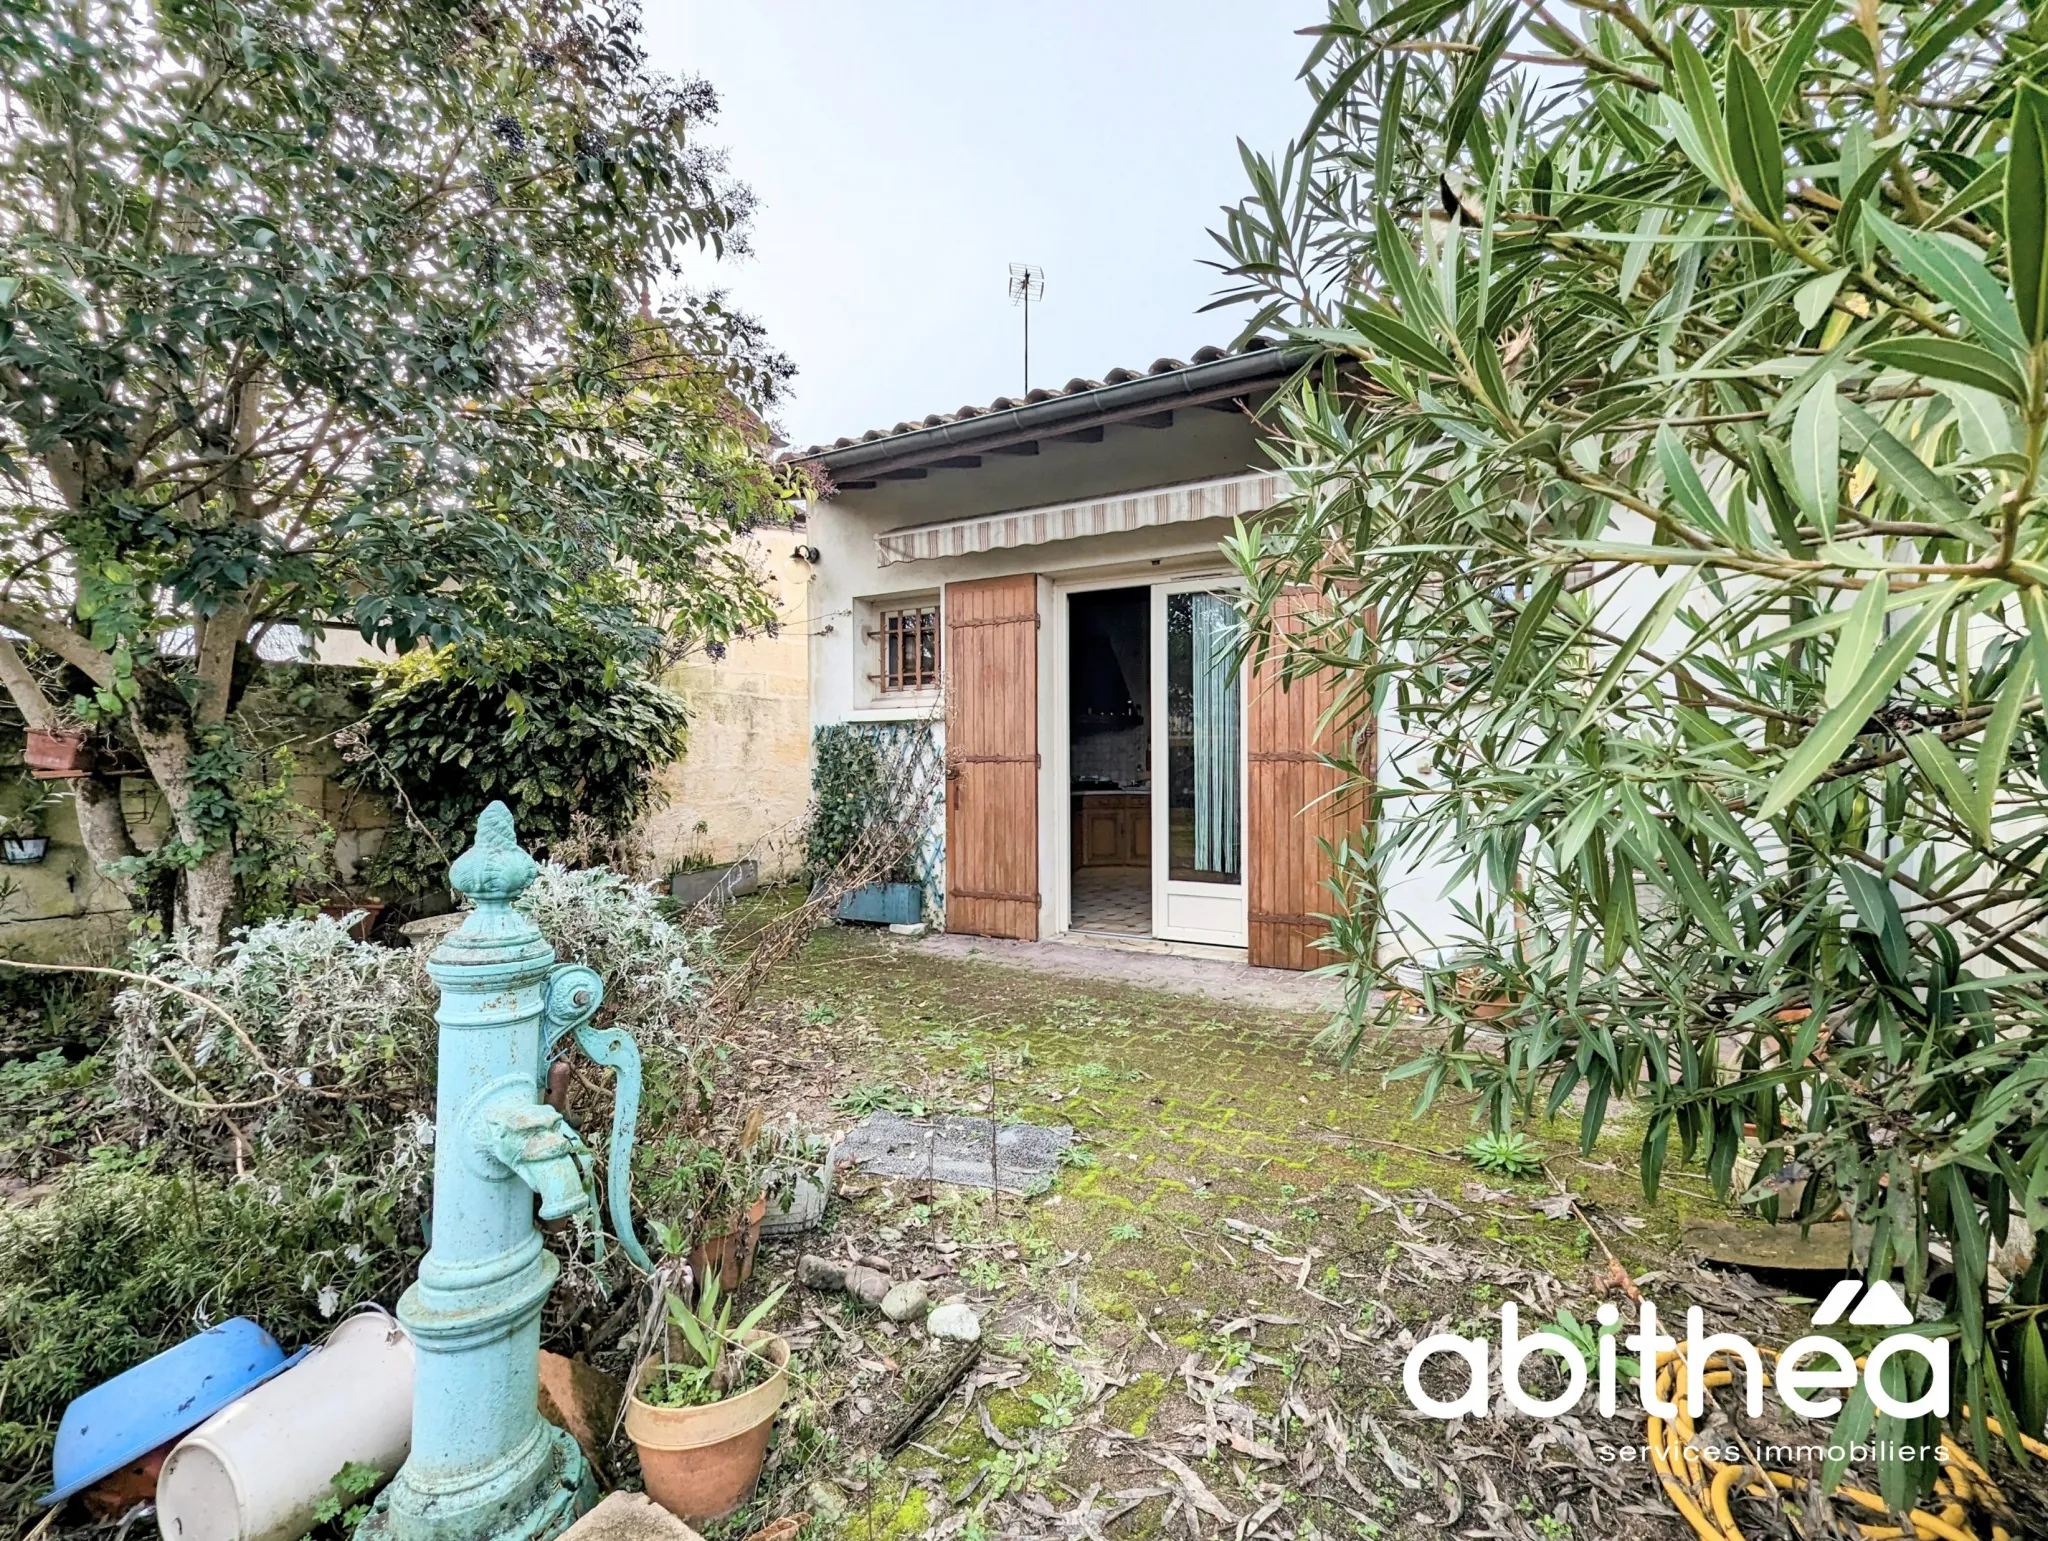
[
  {"x1": 343, "y1": 641, "x2": 691, "y2": 895},
  {"x1": 1215, "y1": 0, "x2": 2048, "y2": 1496},
  {"x1": 515, "y1": 863, "x2": 710, "y2": 1047},
  {"x1": 0, "y1": 1154, "x2": 422, "y2": 1491},
  {"x1": 115, "y1": 913, "x2": 436, "y2": 1120}
]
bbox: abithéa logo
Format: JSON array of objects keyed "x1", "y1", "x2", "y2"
[{"x1": 1403, "y1": 1278, "x2": 1947, "y2": 1421}]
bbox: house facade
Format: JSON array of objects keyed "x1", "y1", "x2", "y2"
[{"x1": 795, "y1": 342, "x2": 1369, "y2": 972}]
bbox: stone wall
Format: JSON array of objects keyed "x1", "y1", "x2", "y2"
[
  {"x1": 0, "y1": 668, "x2": 395, "y2": 962},
  {"x1": 639, "y1": 530, "x2": 814, "y2": 883}
]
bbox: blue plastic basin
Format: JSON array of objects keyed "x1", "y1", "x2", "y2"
[{"x1": 40, "y1": 1317, "x2": 305, "y2": 1507}]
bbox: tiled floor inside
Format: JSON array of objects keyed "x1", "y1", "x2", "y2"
[{"x1": 1068, "y1": 865, "x2": 1150, "y2": 935}]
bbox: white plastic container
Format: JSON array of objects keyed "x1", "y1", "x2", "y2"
[{"x1": 156, "y1": 1310, "x2": 414, "y2": 1541}]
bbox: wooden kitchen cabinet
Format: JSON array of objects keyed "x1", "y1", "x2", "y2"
[{"x1": 1073, "y1": 794, "x2": 1150, "y2": 868}]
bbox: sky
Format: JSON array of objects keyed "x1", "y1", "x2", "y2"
[{"x1": 642, "y1": 2, "x2": 1327, "y2": 453}]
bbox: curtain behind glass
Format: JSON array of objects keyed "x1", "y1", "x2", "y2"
[{"x1": 1190, "y1": 592, "x2": 1240, "y2": 878}]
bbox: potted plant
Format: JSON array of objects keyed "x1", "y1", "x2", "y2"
[
  {"x1": 0, "y1": 784, "x2": 52, "y2": 864},
  {"x1": 24, "y1": 724, "x2": 91, "y2": 778},
  {"x1": 624, "y1": 1274, "x2": 791, "y2": 1524}
]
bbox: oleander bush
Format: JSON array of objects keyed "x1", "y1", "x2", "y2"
[{"x1": 1217, "y1": 0, "x2": 2048, "y2": 1500}]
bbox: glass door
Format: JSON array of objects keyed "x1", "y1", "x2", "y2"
[{"x1": 1151, "y1": 581, "x2": 1247, "y2": 947}]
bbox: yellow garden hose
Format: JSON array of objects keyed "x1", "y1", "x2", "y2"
[{"x1": 1641, "y1": 1346, "x2": 2024, "y2": 1541}]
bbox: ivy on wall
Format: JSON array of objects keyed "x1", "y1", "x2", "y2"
[{"x1": 805, "y1": 722, "x2": 941, "y2": 891}]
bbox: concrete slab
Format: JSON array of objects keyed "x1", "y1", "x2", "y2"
[
  {"x1": 559, "y1": 1492, "x2": 704, "y2": 1541},
  {"x1": 836, "y1": 1110, "x2": 1073, "y2": 1194},
  {"x1": 909, "y1": 932, "x2": 1343, "y2": 1015}
]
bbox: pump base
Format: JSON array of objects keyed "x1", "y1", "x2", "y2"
[{"x1": 354, "y1": 1422, "x2": 594, "y2": 1541}]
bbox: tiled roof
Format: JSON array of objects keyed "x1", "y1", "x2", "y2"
[{"x1": 795, "y1": 341, "x2": 1278, "y2": 458}]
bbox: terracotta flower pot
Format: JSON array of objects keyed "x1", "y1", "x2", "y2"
[
  {"x1": 689, "y1": 1192, "x2": 769, "y2": 1295},
  {"x1": 318, "y1": 900, "x2": 386, "y2": 942},
  {"x1": 625, "y1": 1332, "x2": 789, "y2": 1525},
  {"x1": 25, "y1": 728, "x2": 91, "y2": 778}
]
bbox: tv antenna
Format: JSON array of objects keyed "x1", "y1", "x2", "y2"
[{"x1": 1007, "y1": 262, "x2": 1045, "y2": 394}]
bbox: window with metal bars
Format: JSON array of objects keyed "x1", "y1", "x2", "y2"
[{"x1": 872, "y1": 604, "x2": 940, "y2": 693}]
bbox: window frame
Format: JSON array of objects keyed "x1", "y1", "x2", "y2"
[{"x1": 855, "y1": 592, "x2": 943, "y2": 710}]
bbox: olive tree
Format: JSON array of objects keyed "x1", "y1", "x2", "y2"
[
  {"x1": 0, "y1": 0, "x2": 794, "y2": 950},
  {"x1": 1216, "y1": 0, "x2": 2048, "y2": 1501}
]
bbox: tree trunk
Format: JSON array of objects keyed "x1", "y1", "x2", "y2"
[
  {"x1": 179, "y1": 844, "x2": 237, "y2": 955},
  {"x1": 71, "y1": 773, "x2": 138, "y2": 896},
  {"x1": 130, "y1": 723, "x2": 237, "y2": 959}
]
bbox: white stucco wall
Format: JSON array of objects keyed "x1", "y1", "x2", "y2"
[{"x1": 807, "y1": 408, "x2": 1272, "y2": 731}]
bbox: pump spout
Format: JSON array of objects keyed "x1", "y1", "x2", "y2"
[{"x1": 481, "y1": 1103, "x2": 595, "y2": 1222}]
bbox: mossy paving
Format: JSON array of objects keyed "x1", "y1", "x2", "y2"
[
  {"x1": 769, "y1": 930, "x2": 1720, "y2": 1276},
  {"x1": 726, "y1": 928, "x2": 1741, "y2": 1541}
]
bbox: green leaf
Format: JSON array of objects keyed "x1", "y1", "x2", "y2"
[
  {"x1": 2018, "y1": 1318, "x2": 2048, "y2": 1441},
  {"x1": 1554, "y1": 789, "x2": 1610, "y2": 867},
  {"x1": 732, "y1": 1281, "x2": 789, "y2": 1339},
  {"x1": 1824, "y1": 573, "x2": 1888, "y2": 709},
  {"x1": 1823, "y1": 1379, "x2": 1878, "y2": 1492},
  {"x1": 2022, "y1": 589, "x2": 2048, "y2": 726},
  {"x1": 2011, "y1": 80, "x2": 2048, "y2": 345},
  {"x1": 1904, "y1": 730, "x2": 1982, "y2": 838},
  {"x1": 1861, "y1": 336, "x2": 2027, "y2": 403},
  {"x1": 1794, "y1": 268, "x2": 1847, "y2": 331},
  {"x1": 1757, "y1": 586, "x2": 1960, "y2": 820},
  {"x1": 1839, "y1": 399, "x2": 1981, "y2": 536},
  {"x1": 1618, "y1": 206, "x2": 1666, "y2": 302},
  {"x1": 1790, "y1": 380, "x2": 1840, "y2": 534},
  {"x1": 1307, "y1": 314, "x2": 1458, "y2": 378},
  {"x1": 1724, "y1": 47, "x2": 1784, "y2": 219},
  {"x1": 1301, "y1": 51, "x2": 1373, "y2": 146},
  {"x1": 1972, "y1": 648, "x2": 2033, "y2": 840},
  {"x1": 1371, "y1": 0, "x2": 1470, "y2": 43},
  {"x1": 1376, "y1": 208, "x2": 1444, "y2": 332},
  {"x1": 1656, "y1": 425, "x2": 1727, "y2": 539},
  {"x1": 1500, "y1": 572, "x2": 1564, "y2": 681},
  {"x1": 1840, "y1": 863, "x2": 1911, "y2": 981},
  {"x1": 1767, "y1": 0, "x2": 1836, "y2": 114},
  {"x1": 1445, "y1": 4, "x2": 1523, "y2": 163},
  {"x1": 1668, "y1": 28, "x2": 1735, "y2": 193},
  {"x1": 1374, "y1": 57, "x2": 1408, "y2": 193},
  {"x1": 1948, "y1": 383, "x2": 2018, "y2": 460},
  {"x1": 1868, "y1": 210, "x2": 2026, "y2": 354},
  {"x1": 1655, "y1": 824, "x2": 1741, "y2": 951}
]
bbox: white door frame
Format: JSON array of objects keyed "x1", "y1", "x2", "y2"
[
  {"x1": 1046, "y1": 572, "x2": 1156, "y2": 939},
  {"x1": 1045, "y1": 564, "x2": 1241, "y2": 942},
  {"x1": 1150, "y1": 577, "x2": 1249, "y2": 948}
]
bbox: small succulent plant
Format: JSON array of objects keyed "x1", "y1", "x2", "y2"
[{"x1": 1463, "y1": 1130, "x2": 1546, "y2": 1178}]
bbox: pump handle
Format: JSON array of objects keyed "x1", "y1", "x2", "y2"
[{"x1": 543, "y1": 964, "x2": 654, "y2": 1274}]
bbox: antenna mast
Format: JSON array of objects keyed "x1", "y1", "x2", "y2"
[{"x1": 1007, "y1": 262, "x2": 1045, "y2": 394}]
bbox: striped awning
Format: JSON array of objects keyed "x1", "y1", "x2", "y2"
[{"x1": 874, "y1": 470, "x2": 1290, "y2": 566}]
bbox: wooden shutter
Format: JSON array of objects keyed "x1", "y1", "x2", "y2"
[
  {"x1": 943, "y1": 575, "x2": 1039, "y2": 940},
  {"x1": 1247, "y1": 590, "x2": 1368, "y2": 970}
]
